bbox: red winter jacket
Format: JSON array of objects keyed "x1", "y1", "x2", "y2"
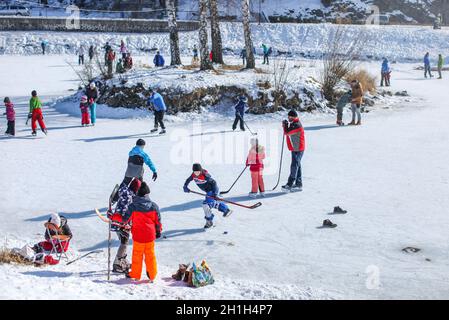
[
  {"x1": 4, "y1": 102, "x2": 15, "y2": 121},
  {"x1": 246, "y1": 146, "x2": 266, "y2": 172},
  {"x1": 284, "y1": 118, "x2": 305, "y2": 152},
  {"x1": 125, "y1": 195, "x2": 162, "y2": 243}
]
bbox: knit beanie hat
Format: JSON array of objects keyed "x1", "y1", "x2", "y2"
[
  {"x1": 288, "y1": 109, "x2": 298, "y2": 117},
  {"x1": 137, "y1": 182, "x2": 150, "y2": 197},
  {"x1": 50, "y1": 213, "x2": 61, "y2": 227},
  {"x1": 192, "y1": 163, "x2": 202, "y2": 172}
]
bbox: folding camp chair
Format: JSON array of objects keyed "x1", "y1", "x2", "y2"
[{"x1": 44, "y1": 222, "x2": 71, "y2": 261}]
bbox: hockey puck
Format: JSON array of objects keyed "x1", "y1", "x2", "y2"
[{"x1": 223, "y1": 231, "x2": 228, "y2": 235}]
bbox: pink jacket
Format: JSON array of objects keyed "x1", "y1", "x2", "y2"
[{"x1": 4, "y1": 102, "x2": 15, "y2": 121}]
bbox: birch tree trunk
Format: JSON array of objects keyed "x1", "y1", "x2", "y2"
[
  {"x1": 209, "y1": 0, "x2": 224, "y2": 64},
  {"x1": 199, "y1": 0, "x2": 213, "y2": 70},
  {"x1": 242, "y1": 0, "x2": 255, "y2": 69},
  {"x1": 168, "y1": 0, "x2": 181, "y2": 65}
]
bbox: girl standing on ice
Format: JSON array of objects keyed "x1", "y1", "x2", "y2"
[
  {"x1": 85, "y1": 82, "x2": 98, "y2": 126},
  {"x1": 246, "y1": 138, "x2": 266, "y2": 198},
  {"x1": 120, "y1": 40, "x2": 127, "y2": 60},
  {"x1": 79, "y1": 95, "x2": 90, "y2": 126},
  {"x1": 29, "y1": 90, "x2": 47, "y2": 136},
  {"x1": 3, "y1": 97, "x2": 15, "y2": 136}
]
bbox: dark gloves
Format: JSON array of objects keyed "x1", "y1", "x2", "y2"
[
  {"x1": 282, "y1": 120, "x2": 289, "y2": 128},
  {"x1": 27, "y1": 113, "x2": 32, "y2": 119},
  {"x1": 156, "y1": 231, "x2": 161, "y2": 239},
  {"x1": 183, "y1": 186, "x2": 190, "y2": 193},
  {"x1": 152, "y1": 172, "x2": 158, "y2": 181}
]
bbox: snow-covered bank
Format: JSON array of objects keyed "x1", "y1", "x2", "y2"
[{"x1": 1, "y1": 23, "x2": 449, "y2": 62}]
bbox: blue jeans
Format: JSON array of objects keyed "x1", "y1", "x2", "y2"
[
  {"x1": 288, "y1": 151, "x2": 304, "y2": 187},
  {"x1": 89, "y1": 103, "x2": 97, "y2": 124},
  {"x1": 425, "y1": 65, "x2": 432, "y2": 78}
]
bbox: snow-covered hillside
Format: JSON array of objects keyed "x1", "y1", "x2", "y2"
[{"x1": 1, "y1": 23, "x2": 448, "y2": 62}]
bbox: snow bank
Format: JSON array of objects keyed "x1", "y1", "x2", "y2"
[{"x1": 1, "y1": 23, "x2": 449, "y2": 62}]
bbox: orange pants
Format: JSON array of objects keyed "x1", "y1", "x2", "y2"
[
  {"x1": 251, "y1": 170, "x2": 265, "y2": 193},
  {"x1": 31, "y1": 109, "x2": 46, "y2": 132},
  {"x1": 128, "y1": 241, "x2": 157, "y2": 281}
]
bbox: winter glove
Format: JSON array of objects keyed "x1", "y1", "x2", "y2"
[
  {"x1": 152, "y1": 172, "x2": 158, "y2": 181},
  {"x1": 27, "y1": 113, "x2": 32, "y2": 119},
  {"x1": 282, "y1": 120, "x2": 289, "y2": 128},
  {"x1": 183, "y1": 186, "x2": 190, "y2": 193},
  {"x1": 156, "y1": 231, "x2": 161, "y2": 239}
]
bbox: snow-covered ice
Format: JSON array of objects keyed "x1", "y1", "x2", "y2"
[{"x1": 1, "y1": 43, "x2": 449, "y2": 299}]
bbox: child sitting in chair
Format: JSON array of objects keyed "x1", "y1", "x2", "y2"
[{"x1": 33, "y1": 213, "x2": 72, "y2": 254}]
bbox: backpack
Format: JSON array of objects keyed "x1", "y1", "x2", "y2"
[{"x1": 191, "y1": 260, "x2": 214, "y2": 288}]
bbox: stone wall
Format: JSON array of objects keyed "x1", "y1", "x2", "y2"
[{"x1": 0, "y1": 16, "x2": 199, "y2": 33}]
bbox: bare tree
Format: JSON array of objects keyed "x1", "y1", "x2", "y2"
[
  {"x1": 199, "y1": 0, "x2": 213, "y2": 70},
  {"x1": 272, "y1": 57, "x2": 292, "y2": 111},
  {"x1": 209, "y1": 0, "x2": 224, "y2": 64},
  {"x1": 242, "y1": 0, "x2": 255, "y2": 69},
  {"x1": 321, "y1": 26, "x2": 365, "y2": 101},
  {"x1": 168, "y1": 0, "x2": 182, "y2": 65}
]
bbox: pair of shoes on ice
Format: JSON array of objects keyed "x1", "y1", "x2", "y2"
[
  {"x1": 322, "y1": 207, "x2": 348, "y2": 228},
  {"x1": 336, "y1": 120, "x2": 345, "y2": 126},
  {"x1": 249, "y1": 192, "x2": 265, "y2": 198},
  {"x1": 348, "y1": 121, "x2": 362, "y2": 126}
]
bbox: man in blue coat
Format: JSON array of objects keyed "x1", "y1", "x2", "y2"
[
  {"x1": 381, "y1": 58, "x2": 391, "y2": 87},
  {"x1": 424, "y1": 52, "x2": 433, "y2": 78},
  {"x1": 232, "y1": 95, "x2": 247, "y2": 131},
  {"x1": 153, "y1": 51, "x2": 165, "y2": 67},
  {"x1": 147, "y1": 88, "x2": 167, "y2": 134}
]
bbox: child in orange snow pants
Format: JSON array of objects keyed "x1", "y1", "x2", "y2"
[
  {"x1": 124, "y1": 182, "x2": 162, "y2": 281},
  {"x1": 128, "y1": 241, "x2": 157, "y2": 280},
  {"x1": 246, "y1": 138, "x2": 266, "y2": 196}
]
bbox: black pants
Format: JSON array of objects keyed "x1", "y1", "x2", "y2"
[
  {"x1": 5, "y1": 121, "x2": 15, "y2": 136},
  {"x1": 380, "y1": 72, "x2": 390, "y2": 86},
  {"x1": 232, "y1": 114, "x2": 245, "y2": 131},
  {"x1": 288, "y1": 151, "x2": 304, "y2": 187},
  {"x1": 154, "y1": 110, "x2": 166, "y2": 129},
  {"x1": 263, "y1": 54, "x2": 269, "y2": 64},
  {"x1": 79, "y1": 55, "x2": 84, "y2": 65}
]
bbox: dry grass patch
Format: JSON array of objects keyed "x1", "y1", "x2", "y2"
[
  {"x1": 0, "y1": 248, "x2": 34, "y2": 266},
  {"x1": 345, "y1": 69, "x2": 377, "y2": 94}
]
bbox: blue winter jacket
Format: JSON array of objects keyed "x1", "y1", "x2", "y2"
[
  {"x1": 128, "y1": 146, "x2": 156, "y2": 173},
  {"x1": 424, "y1": 55, "x2": 430, "y2": 66},
  {"x1": 153, "y1": 54, "x2": 165, "y2": 67},
  {"x1": 147, "y1": 92, "x2": 167, "y2": 112},
  {"x1": 381, "y1": 59, "x2": 390, "y2": 73},
  {"x1": 234, "y1": 100, "x2": 247, "y2": 117}
]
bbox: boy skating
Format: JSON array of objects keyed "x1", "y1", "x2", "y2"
[
  {"x1": 183, "y1": 163, "x2": 232, "y2": 229},
  {"x1": 29, "y1": 90, "x2": 47, "y2": 136}
]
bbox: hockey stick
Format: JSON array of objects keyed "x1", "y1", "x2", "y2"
[
  {"x1": 107, "y1": 184, "x2": 118, "y2": 281},
  {"x1": 238, "y1": 114, "x2": 257, "y2": 136},
  {"x1": 66, "y1": 250, "x2": 102, "y2": 266},
  {"x1": 219, "y1": 166, "x2": 248, "y2": 196},
  {"x1": 188, "y1": 190, "x2": 262, "y2": 209},
  {"x1": 271, "y1": 133, "x2": 285, "y2": 191}
]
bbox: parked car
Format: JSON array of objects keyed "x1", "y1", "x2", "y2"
[
  {"x1": 378, "y1": 15, "x2": 390, "y2": 25},
  {"x1": 0, "y1": 5, "x2": 31, "y2": 16}
]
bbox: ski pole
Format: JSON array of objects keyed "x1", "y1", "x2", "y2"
[
  {"x1": 271, "y1": 132, "x2": 285, "y2": 191},
  {"x1": 219, "y1": 166, "x2": 248, "y2": 195},
  {"x1": 188, "y1": 190, "x2": 262, "y2": 209},
  {"x1": 238, "y1": 114, "x2": 257, "y2": 136},
  {"x1": 107, "y1": 220, "x2": 111, "y2": 281}
]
